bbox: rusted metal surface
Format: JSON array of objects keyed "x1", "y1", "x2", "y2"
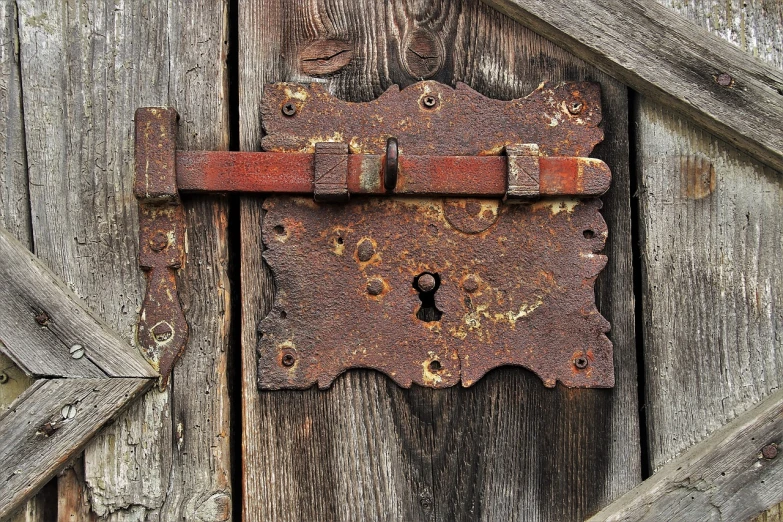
[
  {"x1": 135, "y1": 107, "x2": 187, "y2": 388},
  {"x1": 313, "y1": 142, "x2": 350, "y2": 202},
  {"x1": 134, "y1": 107, "x2": 179, "y2": 203},
  {"x1": 260, "y1": 81, "x2": 602, "y2": 156},
  {"x1": 506, "y1": 143, "x2": 541, "y2": 198},
  {"x1": 257, "y1": 196, "x2": 613, "y2": 390},
  {"x1": 175, "y1": 151, "x2": 611, "y2": 197}
]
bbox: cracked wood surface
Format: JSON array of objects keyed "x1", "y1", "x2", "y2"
[
  {"x1": 239, "y1": 0, "x2": 639, "y2": 520},
  {"x1": 13, "y1": 0, "x2": 232, "y2": 519},
  {"x1": 0, "y1": 378, "x2": 153, "y2": 520}
]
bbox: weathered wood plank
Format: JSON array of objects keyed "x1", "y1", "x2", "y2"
[
  {"x1": 16, "y1": 0, "x2": 231, "y2": 519},
  {"x1": 240, "y1": 0, "x2": 640, "y2": 520},
  {"x1": 0, "y1": 227, "x2": 156, "y2": 378},
  {"x1": 639, "y1": 0, "x2": 783, "y2": 471},
  {"x1": 0, "y1": 0, "x2": 30, "y2": 247},
  {"x1": 0, "y1": 378, "x2": 153, "y2": 520},
  {"x1": 57, "y1": 462, "x2": 96, "y2": 522},
  {"x1": 588, "y1": 388, "x2": 783, "y2": 522},
  {"x1": 480, "y1": 0, "x2": 783, "y2": 174},
  {"x1": 638, "y1": 2, "x2": 783, "y2": 521}
]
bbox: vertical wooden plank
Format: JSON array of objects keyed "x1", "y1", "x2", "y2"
[
  {"x1": 0, "y1": 0, "x2": 30, "y2": 246},
  {"x1": 1, "y1": 2, "x2": 50, "y2": 518},
  {"x1": 16, "y1": 0, "x2": 231, "y2": 519},
  {"x1": 639, "y1": 3, "x2": 783, "y2": 516},
  {"x1": 240, "y1": 1, "x2": 639, "y2": 520},
  {"x1": 438, "y1": 3, "x2": 639, "y2": 519}
]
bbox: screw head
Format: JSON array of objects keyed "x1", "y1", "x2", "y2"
[
  {"x1": 356, "y1": 239, "x2": 375, "y2": 262},
  {"x1": 428, "y1": 360, "x2": 442, "y2": 372},
  {"x1": 463, "y1": 276, "x2": 479, "y2": 293},
  {"x1": 762, "y1": 443, "x2": 778, "y2": 459},
  {"x1": 69, "y1": 344, "x2": 85, "y2": 360},
  {"x1": 716, "y1": 73, "x2": 733, "y2": 86},
  {"x1": 367, "y1": 278, "x2": 384, "y2": 296},
  {"x1": 281, "y1": 353, "x2": 296, "y2": 367},
  {"x1": 574, "y1": 356, "x2": 589, "y2": 369},
  {"x1": 0, "y1": 372, "x2": 8, "y2": 384},
  {"x1": 34, "y1": 310, "x2": 50, "y2": 326},
  {"x1": 282, "y1": 102, "x2": 297, "y2": 116},
  {"x1": 61, "y1": 404, "x2": 77, "y2": 420},
  {"x1": 568, "y1": 101, "x2": 584, "y2": 115},
  {"x1": 149, "y1": 232, "x2": 169, "y2": 252},
  {"x1": 417, "y1": 273, "x2": 437, "y2": 293},
  {"x1": 422, "y1": 95, "x2": 438, "y2": 109}
]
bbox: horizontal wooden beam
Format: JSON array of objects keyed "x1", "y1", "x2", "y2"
[
  {"x1": 587, "y1": 388, "x2": 783, "y2": 521},
  {"x1": 0, "y1": 227, "x2": 156, "y2": 378},
  {"x1": 0, "y1": 378, "x2": 153, "y2": 519},
  {"x1": 481, "y1": 0, "x2": 783, "y2": 173}
]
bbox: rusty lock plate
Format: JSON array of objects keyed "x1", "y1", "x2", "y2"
[
  {"x1": 257, "y1": 196, "x2": 612, "y2": 389},
  {"x1": 255, "y1": 80, "x2": 613, "y2": 390}
]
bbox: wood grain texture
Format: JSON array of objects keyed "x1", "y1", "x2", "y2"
[
  {"x1": 638, "y1": 1, "x2": 783, "y2": 520},
  {"x1": 588, "y1": 388, "x2": 783, "y2": 522},
  {"x1": 0, "y1": 0, "x2": 30, "y2": 247},
  {"x1": 15, "y1": 0, "x2": 231, "y2": 519},
  {"x1": 0, "y1": 227, "x2": 155, "y2": 378},
  {"x1": 239, "y1": 1, "x2": 639, "y2": 520},
  {"x1": 639, "y1": 0, "x2": 783, "y2": 470},
  {"x1": 0, "y1": 378, "x2": 153, "y2": 520},
  {"x1": 57, "y1": 462, "x2": 97, "y2": 522},
  {"x1": 480, "y1": 0, "x2": 783, "y2": 174}
]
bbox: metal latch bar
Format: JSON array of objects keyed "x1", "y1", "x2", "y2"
[{"x1": 174, "y1": 150, "x2": 611, "y2": 198}]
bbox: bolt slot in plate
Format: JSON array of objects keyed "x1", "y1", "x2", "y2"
[{"x1": 257, "y1": 196, "x2": 613, "y2": 390}]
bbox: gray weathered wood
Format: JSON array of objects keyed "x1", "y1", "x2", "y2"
[
  {"x1": 0, "y1": 378, "x2": 153, "y2": 520},
  {"x1": 240, "y1": 0, "x2": 639, "y2": 520},
  {"x1": 0, "y1": 0, "x2": 30, "y2": 247},
  {"x1": 0, "y1": 227, "x2": 156, "y2": 379},
  {"x1": 639, "y1": 0, "x2": 783, "y2": 471},
  {"x1": 15, "y1": 0, "x2": 232, "y2": 519},
  {"x1": 480, "y1": 0, "x2": 783, "y2": 174},
  {"x1": 588, "y1": 387, "x2": 783, "y2": 522},
  {"x1": 638, "y1": 1, "x2": 783, "y2": 521}
]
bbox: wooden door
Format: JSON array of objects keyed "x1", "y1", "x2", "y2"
[{"x1": 238, "y1": 1, "x2": 640, "y2": 520}]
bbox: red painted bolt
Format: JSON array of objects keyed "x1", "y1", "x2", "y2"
[{"x1": 762, "y1": 444, "x2": 778, "y2": 459}]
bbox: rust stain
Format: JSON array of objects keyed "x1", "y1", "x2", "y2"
[{"x1": 680, "y1": 154, "x2": 716, "y2": 199}]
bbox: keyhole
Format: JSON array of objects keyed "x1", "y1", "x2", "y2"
[{"x1": 413, "y1": 272, "x2": 442, "y2": 322}]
